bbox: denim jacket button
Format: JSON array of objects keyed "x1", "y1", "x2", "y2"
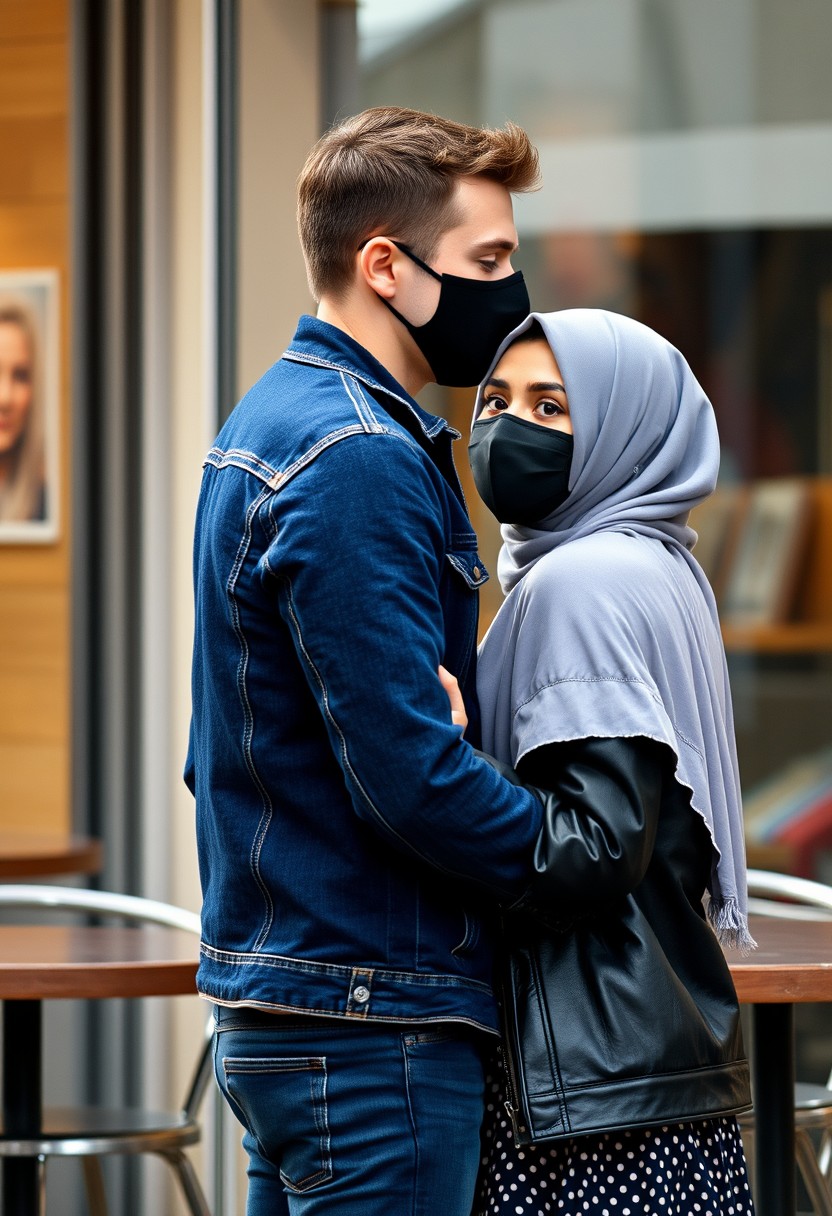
[
  {"x1": 353, "y1": 985, "x2": 370, "y2": 1004},
  {"x1": 473, "y1": 566, "x2": 482, "y2": 579}
]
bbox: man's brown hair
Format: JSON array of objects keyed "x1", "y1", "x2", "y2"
[{"x1": 297, "y1": 107, "x2": 540, "y2": 300}]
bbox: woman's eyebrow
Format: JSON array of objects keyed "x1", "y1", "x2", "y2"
[
  {"x1": 528, "y1": 381, "x2": 566, "y2": 393},
  {"x1": 486, "y1": 377, "x2": 510, "y2": 388}
]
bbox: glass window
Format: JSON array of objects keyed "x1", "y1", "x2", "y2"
[{"x1": 359, "y1": 0, "x2": 832, "y2": 1099}]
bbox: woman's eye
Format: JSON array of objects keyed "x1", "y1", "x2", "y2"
[
  {"x1": 483, "y1": 395, "x2": 507, "y2": 412},
  {"x1": 536, "y1": 400, "x2": 563, "y2": 417}
]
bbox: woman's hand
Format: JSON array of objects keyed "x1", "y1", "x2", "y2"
[{"x1": 438, "y1": 665, "x2": 468, "y2": 735}]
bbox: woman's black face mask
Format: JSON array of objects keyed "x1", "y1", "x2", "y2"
[{"x1": 468, "y1": 413, "x2": 574, "y2": 525}]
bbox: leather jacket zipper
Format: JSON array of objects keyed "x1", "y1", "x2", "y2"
[
  {"x1": 500, "y1": 1040, "x2": 527, "y2": 1140},
  {"x1": 499, "y1": 969, "x2": 528, "y2": 1141}
]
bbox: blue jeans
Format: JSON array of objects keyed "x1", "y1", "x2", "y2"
[{"x1": 213, "y1": 1008, "x2": 488, "y2": 1215}]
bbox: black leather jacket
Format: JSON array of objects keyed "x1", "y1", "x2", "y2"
[{"x1": 488, "y1": 736, "x2": 751, "y2": 1145}]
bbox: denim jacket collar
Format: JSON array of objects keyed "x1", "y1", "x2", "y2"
[{"x1": 283, "y1": 315, "x2": 458, "y2": 442}]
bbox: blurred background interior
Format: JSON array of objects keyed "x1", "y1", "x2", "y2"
[{"x1": 1, "y1": 0, "x2": 831, "y2": 1211}]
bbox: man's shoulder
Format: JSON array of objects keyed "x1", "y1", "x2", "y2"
[
  {"x1": 205, "y1": 359, "x2": 433, "y2": 513},
  {"x1": 212, "y1": 350, "x2": 418, "y2": 482}
]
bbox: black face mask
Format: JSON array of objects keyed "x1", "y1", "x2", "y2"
[
  {"x1": 380, "y1": 242, "x2": 530, "y2": 388},
  {"x1": 468, "y1": 413, "x2": 574, "y2": 525}
]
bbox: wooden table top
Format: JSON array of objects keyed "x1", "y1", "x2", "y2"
[
  {"x1": 0, "y1": 914, "x2": 828, "y2": 1005},
  {"x1": 0, "y1": 926, "x2": 198, "y2": 1000},
  {"x1": 0, "y1": 834, "x2": 102, "y2": 879},
  {"x1": 726, "y1": 915, "x2": 832, "y2": 1003}
]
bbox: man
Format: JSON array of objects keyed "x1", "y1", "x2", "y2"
[{"x1": 186, "y1": 107, "x2": 543, "y2": 1214}]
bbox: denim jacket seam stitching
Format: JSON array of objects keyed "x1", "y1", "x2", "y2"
[
  {"x1": 339, "y1": 371, "x2": 385, "y2": 434},
  {"x1": 282, "y1": 349, "x2": 448, "y2": 439},
  {"x1": 338, "y1": 370, "x2": 373, "y2": 431},
  {"x1": 351, "y1": 379, "x2": 387, "y2": 433},
  {"x1": 214, "y1": 422, "x2": 431, "y2": 508},
  {"x1": 204, "y1": 446, "x2": 279, "y2": 483},
  {"x1": 272, "y1": 425, "x2": 380, "y2": 492},
  {"x1": 265, "y1": 495, "x2": 278, "y2": 542},
  {"x1": 226, "y1": 486, "x2": 276, "y2": 951},
  {"x1": 200, "y1": 943, "x2": 493, "y2": 991}
]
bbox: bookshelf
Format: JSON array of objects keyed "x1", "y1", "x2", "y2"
[{"x1": 715, "y1": 477, "x2": 832, "y2": 653}]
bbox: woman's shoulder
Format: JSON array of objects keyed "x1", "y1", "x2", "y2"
[{"x1": 528, "y1": 531, "x2": 663, "y2": 592}]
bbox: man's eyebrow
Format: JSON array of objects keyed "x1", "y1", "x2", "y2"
[{"x1": 471, "y1": 239, "x2": 518, "y2": 254}]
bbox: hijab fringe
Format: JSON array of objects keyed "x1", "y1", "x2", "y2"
[{"x1": 708, "y1": 897, "x2": 757, "y2": 955}]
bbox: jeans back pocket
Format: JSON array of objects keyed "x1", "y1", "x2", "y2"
[{"x1": 220, "y1": 1054, "x2": 332, "y2": 1194}]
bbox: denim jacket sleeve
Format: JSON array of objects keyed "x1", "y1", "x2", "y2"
[{"x1": 262, "y1": 431, "x2": 542, "y2": 900}]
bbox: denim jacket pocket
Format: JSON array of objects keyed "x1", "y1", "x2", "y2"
[{"x1": 445, "y1": 549, "x2": 490, "y2": 589}]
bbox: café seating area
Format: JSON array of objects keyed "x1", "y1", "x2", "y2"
[
  {"x1": 0, "y1": 881, "x2": 211, "y2": 1216},
  {"x1": 1, "y1": 862, "x2": 831, "y2": 1214}
]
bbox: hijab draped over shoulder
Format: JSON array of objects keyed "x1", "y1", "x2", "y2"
[{"x1": 473, "y1": 309, "x2": 754, "y2": 951}]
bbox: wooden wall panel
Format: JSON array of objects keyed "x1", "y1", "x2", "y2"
[
  {"x1": 0, "y1": 117, "x2": 67, "y2": 201},
  {"x1": 0, "y1": 1, "x2": 67, "y2": 43},
  {"x1": 0, "y1": 42, "x2": 67, "y2": 118},
  {"x1": 0, "y1": 744, "x2": 68, "y2": 831},
  {"x1": 0, "y1": 588, "x2": 68, "y2": 734},
  {"x1": 0, "y1": 1, "x2": 70, "y2": 834}
]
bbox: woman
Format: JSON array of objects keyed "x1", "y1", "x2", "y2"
[
  {"x1": 466, "y1": 310, "x2": 755, "y2": 1215},
  {"x1": 0, "y1": 300, "x2": 45, "y2": 523}
]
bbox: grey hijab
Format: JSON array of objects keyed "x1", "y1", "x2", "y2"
[{"x1": 473, "y1": 309, "x2": 754, "y2": 951}]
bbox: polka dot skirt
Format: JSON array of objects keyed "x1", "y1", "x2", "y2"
[{"x1": 474, "y1": 1062, "x2": 755, "y2": 1216}]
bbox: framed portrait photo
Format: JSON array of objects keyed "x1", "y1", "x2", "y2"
[
  {"x1": 0, "y1": 269, "x2": 60, "y2": 543},
  {"x1": 720, "y1": 478, "x2": 812, "y2": 627}
]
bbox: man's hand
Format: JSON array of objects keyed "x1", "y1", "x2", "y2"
[{"x1": 438, "y1": 665, "x2": 468, "y2": 735}]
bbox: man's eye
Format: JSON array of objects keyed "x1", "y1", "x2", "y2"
[{"x1": 479, "y1": 259, "x2": 499, "y2": 272}]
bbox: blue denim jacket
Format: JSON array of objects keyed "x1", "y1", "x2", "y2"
[{"x1": 186, "y1": 317, "x2": 540, "y2": 1034}]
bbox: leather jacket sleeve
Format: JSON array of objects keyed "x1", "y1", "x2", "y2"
[{"x1": 474, "y1": 737, "x2": 666, "y2": 917}]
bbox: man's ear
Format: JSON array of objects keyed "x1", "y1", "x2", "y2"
[{"x1": 358, "y1": 237, "x2": 400, "y2": 300}]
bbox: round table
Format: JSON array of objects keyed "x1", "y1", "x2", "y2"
[
  {"x1": 726, "y1": 914, "x2": 832, "y2": 1216},
  {"x1": 2, "y1": 914, "x2": 829, "y2": 1216},
  {"x1": 0, "y1": 924, "x2": 198, "y2": 1216},
  {"x1": 0, "y1": 834, "x2": 102, "y2": 880}
]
